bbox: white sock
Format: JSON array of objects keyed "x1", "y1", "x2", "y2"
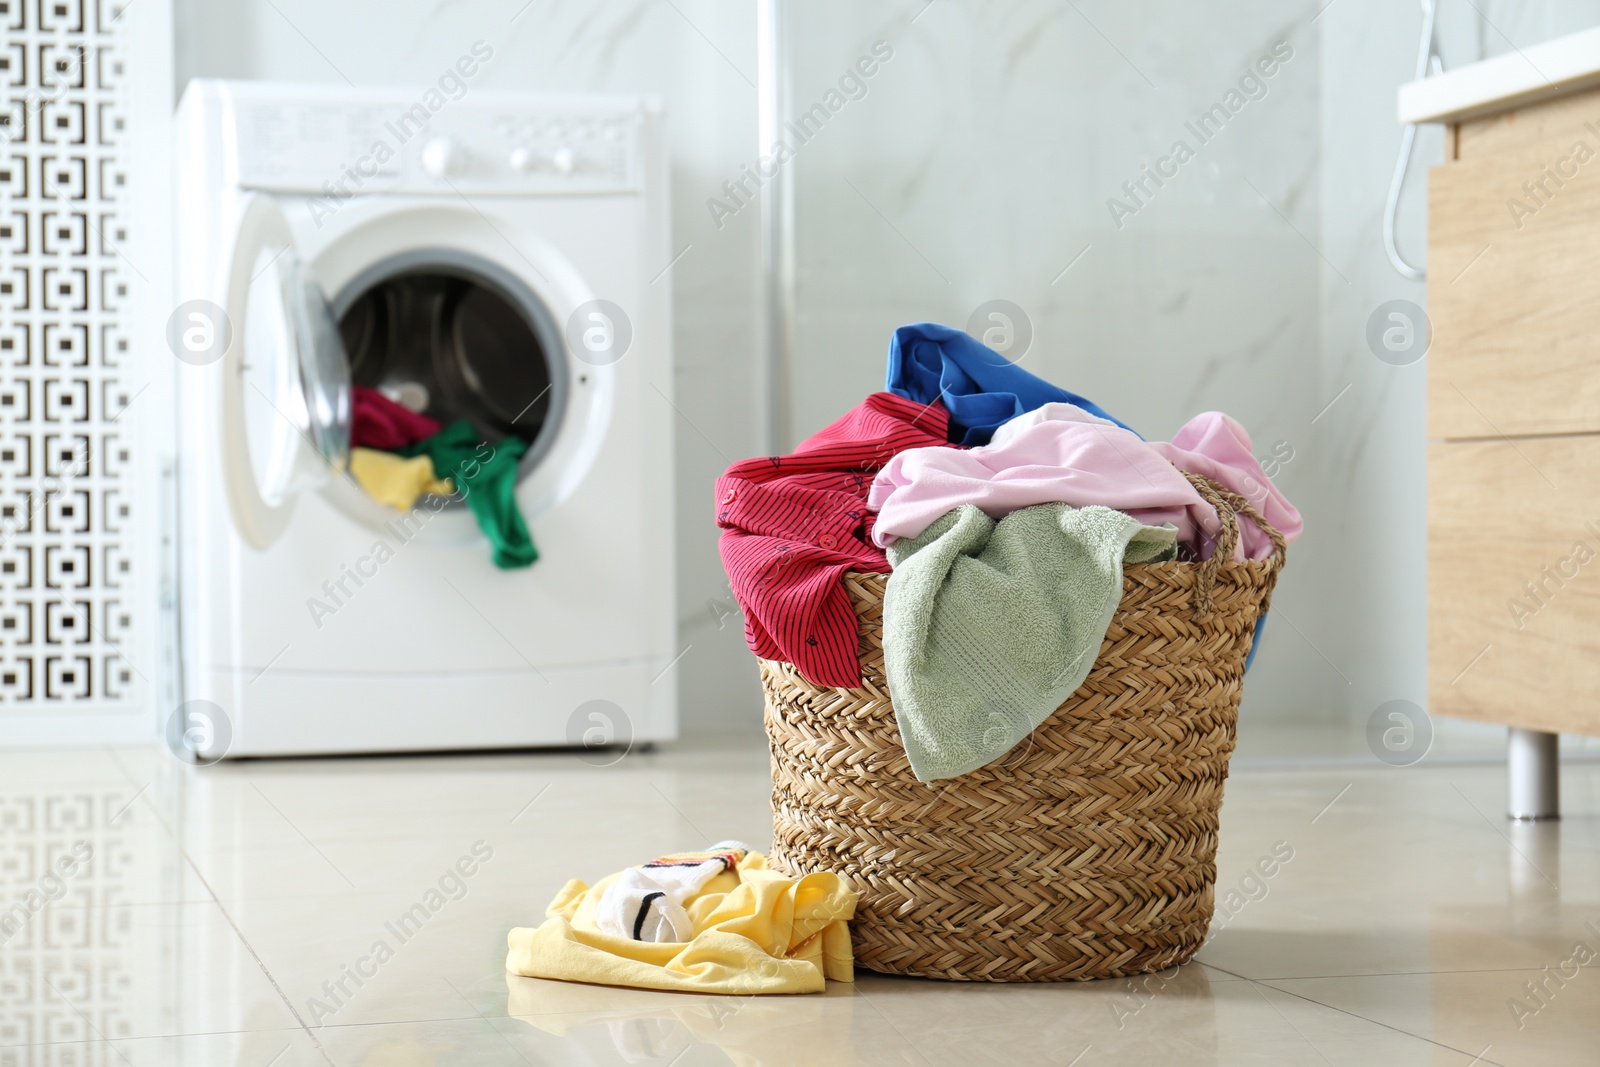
[
  {"x1": 596, "y1": 841, "x2": 751, "y2": 943},
  {"x1": 596, "y1": 868, "x2": 695, "y2": 942}
]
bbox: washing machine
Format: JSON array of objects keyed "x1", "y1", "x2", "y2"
[{"x1": 169, "y1": 81, "x2": 676, "y2": 757}]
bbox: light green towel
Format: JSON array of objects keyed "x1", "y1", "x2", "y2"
[{"x1": 883, "y1": 503, "x2": 1177, "y2": 782}]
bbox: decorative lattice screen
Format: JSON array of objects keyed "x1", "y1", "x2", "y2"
[{"x1": 0, "y1": 0, "x2": 141, "y2": 712}]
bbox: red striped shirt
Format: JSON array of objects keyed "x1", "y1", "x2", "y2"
[{"x1": 715, "y1": 393, "x2": 952, "y2": 687}]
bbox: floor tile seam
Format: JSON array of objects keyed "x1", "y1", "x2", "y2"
[{"x1": 1244, "y1": 970, "x2": 1512, "y2": 1067}]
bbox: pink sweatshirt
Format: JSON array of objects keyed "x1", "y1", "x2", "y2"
[{"x1": 867, "y1": 404, "x2": 1301, "y2": 560}]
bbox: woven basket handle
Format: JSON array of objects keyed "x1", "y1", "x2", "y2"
[{"x1": 1180, "y1": 471, "x2": 1289, "y2": 619}]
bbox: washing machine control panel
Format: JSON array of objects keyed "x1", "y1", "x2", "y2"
[
  {"x1": 232, "y1": 95, "x2": 648, "y2": 197},
  {"x1": 496, "y1": 115, "x2": 632, "y2": 178}
]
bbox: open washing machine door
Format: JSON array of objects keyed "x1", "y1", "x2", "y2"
[{"x1": 219, "y1": 193, "x2": 352, "y2": 548}]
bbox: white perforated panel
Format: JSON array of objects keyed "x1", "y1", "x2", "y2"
[{"x1": 0, "y1": 0, "x2": 145, "y2": 716}]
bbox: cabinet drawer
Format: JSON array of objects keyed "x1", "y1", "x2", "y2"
[
  {"x1": 1426, "y1": 93, "x2": 1600, "y2": 439},
  {"x1": 1429, "y1": 436, "x2": 1600, "y2": 736}
]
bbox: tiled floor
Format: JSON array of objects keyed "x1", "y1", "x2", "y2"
[{"x1": 2, "y1": 729, "x2": 1598, "y2": 1066}]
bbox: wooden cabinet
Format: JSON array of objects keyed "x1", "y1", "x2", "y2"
[{"x1": 1425, "y1": 83, "x2": 1600, "y2": 739}]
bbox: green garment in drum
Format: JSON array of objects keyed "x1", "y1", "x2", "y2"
[{"x1": 400, "y1": 420, "x2": 537, "y2": 569}]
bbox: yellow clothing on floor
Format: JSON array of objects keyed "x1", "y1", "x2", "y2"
[
  {"x1": 349, "y1": 448, "x2": 453, "y2": 510},
  {"x1": 505, "y1": 851, "x2": 856, "y2": 995}
]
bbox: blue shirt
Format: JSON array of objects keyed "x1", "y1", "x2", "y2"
[{"x1": 885, "y1": 322, "x2": 1136, "y2": 446}]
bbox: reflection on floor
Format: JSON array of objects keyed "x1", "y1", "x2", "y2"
[
  {"x1": 0, "y1": 731, "x2": 1596, "y2": 1066},
  {"x1": 1231, "y1": 711, "x2": 1600, "y2": 768}
]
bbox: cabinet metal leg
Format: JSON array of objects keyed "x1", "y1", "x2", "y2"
[{"x1": 1508, "y1": 727, "x2": 1559, "y2": 821}]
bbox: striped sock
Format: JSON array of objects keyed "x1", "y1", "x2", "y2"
[{"x1": 596, "y1": 841, "x2": 751, "y2": 942}]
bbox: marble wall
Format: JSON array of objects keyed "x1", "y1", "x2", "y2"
[{"x1": 175, "y1": 0, "x2": 1600, "y2": 744}]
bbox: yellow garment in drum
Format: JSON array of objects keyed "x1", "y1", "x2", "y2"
[
  {"x1": 506, "y1": 852, "x2": 855, "y2": 995},
  {"x1": 349, "y1": 448, "x2": 454, "y2": 510}
]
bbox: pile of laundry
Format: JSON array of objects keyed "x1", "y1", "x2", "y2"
[
  {"x1": 717, "y1": 322, "x2": 1303, "y2": 781},
  {"x1": 346, "y1": 386, "x2": 537, "y2": 568},
  {"x1": 506, "y1": 842, "x2": 857, "y2": 994}
]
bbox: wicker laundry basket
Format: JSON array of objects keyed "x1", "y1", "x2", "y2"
[{"x1": 760, "y1": 474, "x2": 1286, "y2": 982}]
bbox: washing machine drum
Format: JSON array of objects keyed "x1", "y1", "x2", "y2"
[
  {"x1": 216, "y1": 196, "x2": 572, "y2": 551},
  {"x1": 337, "y1": 261, "x2": 563, "y2": 450}
]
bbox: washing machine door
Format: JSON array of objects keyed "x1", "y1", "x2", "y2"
[{"x1": 219, "y1": 193, "x2": 351, "y2": 548}]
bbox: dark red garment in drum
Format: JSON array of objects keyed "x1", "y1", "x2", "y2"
[{"x1": 351, "y1": 386, "x2": 443, "y2": 452}]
